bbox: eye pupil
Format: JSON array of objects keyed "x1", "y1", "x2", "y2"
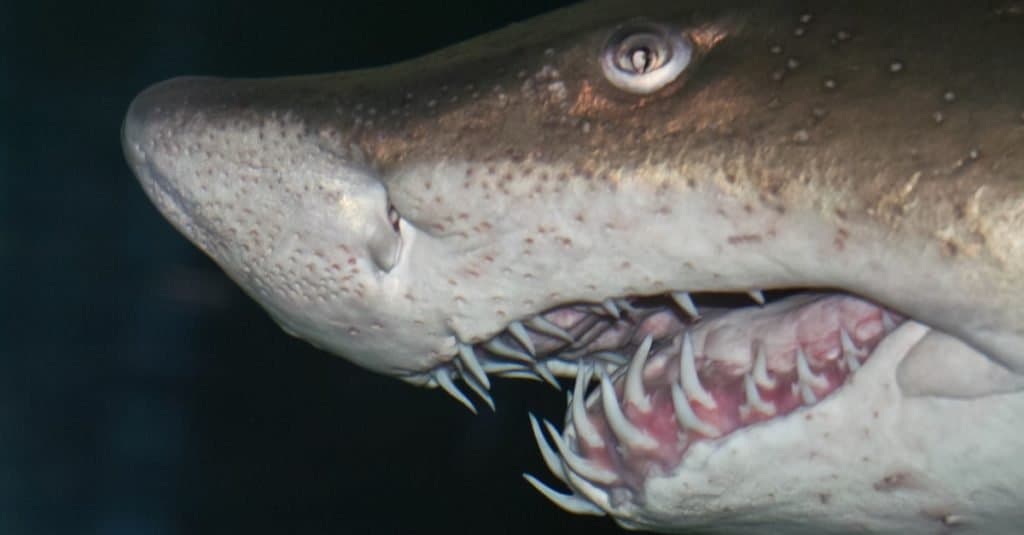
[{"x1": 630, "y1": 47, "x2": 655, "y2": 72}]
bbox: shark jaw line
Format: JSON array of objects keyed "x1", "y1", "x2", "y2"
[{"x1": 418, "y1": 287, "x2": 904, "y2": 514}]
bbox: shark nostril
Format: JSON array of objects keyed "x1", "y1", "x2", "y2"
[{"x1": 388, "y1": 203, "x2": 401, "y2": 232}]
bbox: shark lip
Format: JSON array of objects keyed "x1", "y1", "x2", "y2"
[{"x1": 430, "y1": 288, "x2": 904, "y2": 514}]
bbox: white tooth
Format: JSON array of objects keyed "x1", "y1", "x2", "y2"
[
  {"x1": 601, "y1": 299, "x2": 621, "y2": 319},
  {"x1": 599, "y1": 370, "x2": 658, "y2": 451},
  {"x1": 535, "y1": 362, "x2": 562, "y2": 391},
  {"x1": 796, "y1": 348, "x2": 829, "y2": 390},
  {"x1": 496, "y1": 370, "x2": 543, "y2": 381},
  {"x1": 670, "y1": 383, "x2": 720, "y2": 437},
  {"x1": 800, "y1": 382, "x2": 818, "y2": 405},
  {"x1": 522, "y1": 474, "x2": 606, "y2": 516},
  {"x1": 460, "y1": 370, "x2": 495, "y2": 411},
  {"x1": 882, "y1": 310, "x2": 897, "y2": 331},
  {"x1": 508, "y1": 321, "x2": 536, "y2": 355},
  {"x1": 680, "y1": 333, "x2": 717, "y2": 409},
  {"x1": 840, "y1": 328, "x2": 864, "y2": 372},
  {"x1": 742, "y1": 373, "x2": 776, "y2": 416},
  {"x1": 753, "y1": 344, "x2": 777, "y2": 389},
  {"x1": 528, "y1": 414, "x2": 567, "y2": 483},
  {"x1": 458, "y1": 343, "x2": 490, "y2": 389},
  {"x1": 526, "y1": 316, "x2": 575, "y2": 343},
  {"x1": 435, "y1": 367, "x2": 476, "y2": 414},
  {"x1": 747, "y1": 289, "x2": 766, "y2": 305},
  {"x1": 481, "y1": 361, "x2": 529, "y2": 373},
  {"x1": 543, "y1": 420, "x2": 619, "y2": 485},
  {"x1": 485, "y1": 338, "x2": 535, "y2": 363},
  {"x1": 671, "y1": 292, "x2": 700, "y2": 318},
  {"x1": 572, "y1": 366, "x2": 604, "y2": 448},
  {"x1": 624, "y1": 335, "x2": 654, "y2": 413},
  {"x1": 545, "y1": 360, "x2": 582, "y2": 378}
]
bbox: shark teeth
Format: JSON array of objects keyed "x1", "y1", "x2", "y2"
[
  {"x1": 739, "y1": 373, "x2": 776, "y2": 418},
  {"x1": 623, "y1": 335, "x2": 654, "y2": 413},
  {"x1": 521, "y1": 474, "x2": 605, "y2": 516},
  {"x1": 670, "y1": 291, "x2": 699, "y2": 318},
  {"x1": 572, "y1": 366, "x2": 604, "y2": 448},
  {"x1": 521, "y1": 294, "x2": 897, "y2": 511},
  {"x1": 434, "y1": 366, "x2": 477, "y2": 414},
  {"x1": 680, "y1": 332, "x2": 717, "y2": 410},
  {"x1": 599, "y1": 369, "x2": 659, "y2": 451},
  {"x1": 507, "y1": 321, "x2": 536, "y2": 355}
]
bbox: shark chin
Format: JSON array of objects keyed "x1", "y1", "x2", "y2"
[{"x1": 122, "y1": 1, "x2": 1024, "y2": 533}]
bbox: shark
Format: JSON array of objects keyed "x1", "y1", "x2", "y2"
[{"x1": 121, "y1": 1, "x2": 1024, "y2": 533}]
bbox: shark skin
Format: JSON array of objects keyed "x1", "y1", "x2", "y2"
[{"x1": 122, "y1": 1, "x2": 1024, "y2": 533}]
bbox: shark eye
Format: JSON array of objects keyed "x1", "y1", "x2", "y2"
[{"x1": 601, "y1": 22, "x2": 692, "y2": 95}]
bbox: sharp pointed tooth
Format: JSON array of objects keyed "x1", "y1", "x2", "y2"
[
  {"x1": 457, "y1": 344, "x2": 490, "y2": 389},
  {"x1": 435, "y1": 367, "x2": 476, "y2": 414},
  {"x1": 522, "y1": 474, "x2": 605, "y2": 516},
  {"x1": 508, "y1": 321, "x2": 536, "y2": 355},
  {"x1": 753, "y1": 344, "x2": 777, "y2": 389},
  {"x1": 542, "y1": 420, "x2": 619, "y2": 485},
  {"x1": 799, "y1": 382, "x2": 818, "y2": 405},
  {"x1": 485, "y1": 338, "x2": 535, "y2": 363},
  {"x1": 601, "y1": 299, "x2": 621, "y2": 319},
  {"x1": 525, "y1": 316, "x2": 575, "y2": 343},
  {"x1": 742, "y1": 373, "x2": 776, "y2": 416},
  {"x1": 460, "y1": 369, "x2": 495, "y2": 412},
  {"x1": 671, "y1": 292, "x2": 700, "y2": 318},
  {"x1": 670, "y1": 383, "x2": 720, "y2": 437},
  {"x1": 599, "y1": 370, "x2": 658, "y2": 451},
  {"x1": 572, "y1": 366, "x2": 604, "y2": 448},
  {"x1": 882, "y1": 310, "x2": 897, "y2": 331},
  {"x1": 535, "y1": 362, "x2": 562, "y2": 391},
  {"x1": 796, "y1": 348, "x2": 829, "y2": 390},
  {"x1": 528, "y1": 414, "x2": 566, "y2": 483},
  {"x1": 544, "y1": 359, "x2": 581, "y2": 378},
  {"x1": 840, "y1": 328, "x2": 863, "y2": 372},
  {"x1": 624, "y1": 335, "x2": 653, "y2": 413},
  {"x1": 496, "y1": 370, "x2": 544, "y2": 381},
  {"x1": 747, "y1": 289, "x2": 766, "y2": 305},
  {"x1": 679, "y1": 333, "x2": 716, "y2": 409}
]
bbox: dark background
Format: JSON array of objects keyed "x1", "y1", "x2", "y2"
[{"x1": 3, "y1": 1, "x2": 633, "y2": 533}]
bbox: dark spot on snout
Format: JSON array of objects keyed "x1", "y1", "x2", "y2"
[
  {"x1": 873, "y1": 472, "x2": 917, "y2": 492},
  {"x1": 727, "y1": 234, "x2": 763, "y2": 244},
  {"x1": 834, "y1": 228, "x2": 849, "y2": 251}
]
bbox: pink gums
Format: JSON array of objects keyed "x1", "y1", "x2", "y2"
[{"x1": 574, "y1": 295, "x2": 899, "y2": 491}]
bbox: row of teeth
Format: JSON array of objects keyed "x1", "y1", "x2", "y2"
[
  {"x1": 521, "y1": 318, "x2": 886, "y2": 517},
  {"x1": 427, "y1": 290, "x2": 766, "y2": 413}
]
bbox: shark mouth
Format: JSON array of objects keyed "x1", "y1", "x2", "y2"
[{"x1": 430, "y1": 290, "x2": 903, "y2": 516}]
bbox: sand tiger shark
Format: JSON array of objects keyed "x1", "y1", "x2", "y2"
[{"x1": 122, "y1": 1, "x2": 1024, "y2": 532}]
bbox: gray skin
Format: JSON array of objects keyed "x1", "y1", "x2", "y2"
[{"x1": 123, "y1": 1, "x2": 1024, "y2": 533}]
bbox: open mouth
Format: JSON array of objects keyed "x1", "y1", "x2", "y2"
[{"x1": 429, "y1": 289, "x2": 903, "y2": 515}]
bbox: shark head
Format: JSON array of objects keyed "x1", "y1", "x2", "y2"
[{"x1": 123, "y1": 1, "x2": 1024, "y2": 532}]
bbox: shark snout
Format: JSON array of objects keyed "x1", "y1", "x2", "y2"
[{"x1": 122, "y1": 73, "x2": 443, "y2": 377}]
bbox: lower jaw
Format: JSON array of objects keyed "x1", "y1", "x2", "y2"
[{"x1": 448, "y1": 289, "x2": 904, "y2": 515}]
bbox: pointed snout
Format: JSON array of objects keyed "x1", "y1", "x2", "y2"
[{"x1": 123, "y1": 76, "x2": 226, "y2": 174}]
